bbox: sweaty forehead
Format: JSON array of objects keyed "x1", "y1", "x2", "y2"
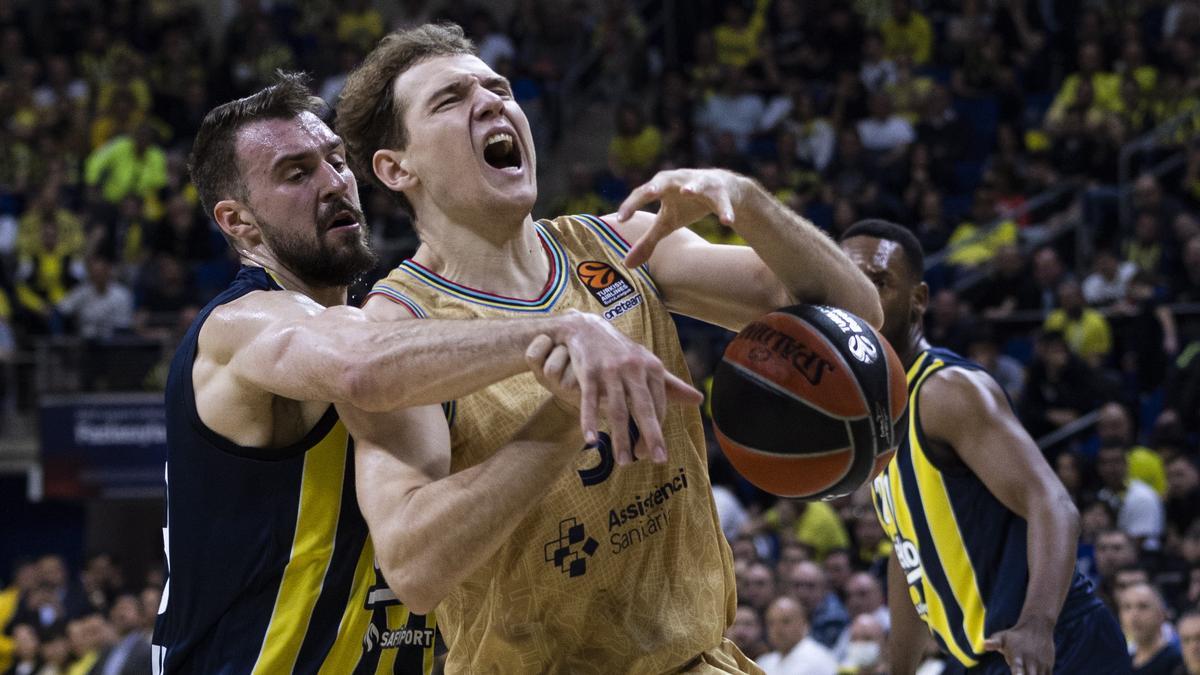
[
  {"x1": 236, "y1": 111, "x2": 337, "y2": 171},
  {"x1": 843, "y1": 236, "x2": 905, "y2": 276}
]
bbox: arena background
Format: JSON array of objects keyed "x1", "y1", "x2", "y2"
[{"x1": 3, "y1": 0, "x2": 1200, "y2": 671}]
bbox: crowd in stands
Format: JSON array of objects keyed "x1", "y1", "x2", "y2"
[{"x1": 7, "y1": 0, "x2": 1200, "y2": 673}]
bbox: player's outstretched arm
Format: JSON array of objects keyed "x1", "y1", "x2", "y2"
[
  {"x1": 920, "y1": 368, "x2": 1080, "y2": 675},
  {"x1": 611, "y1": 169, "x2": 883, "y2": 331},
  {"x1": 343, "y1": 399, "x2": 582, "y2": 615},
  {"x1": 887, "y1": 551, "x2": 929, "y2": 675}
]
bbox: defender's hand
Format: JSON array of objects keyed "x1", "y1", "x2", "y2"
[
  {"x1": 617, "y1": 169, "x2": 749, "y2": 268},
  {"x1": 526, "y1": 324, "x2": 701, "y2": 466},
  {"x1": 983, "y1": 619, "x2": 1055, "y2": 675}
]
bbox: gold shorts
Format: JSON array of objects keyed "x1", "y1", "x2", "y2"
[{"x1": 671, "y1": 638, "x2": 764, "y2": 675}]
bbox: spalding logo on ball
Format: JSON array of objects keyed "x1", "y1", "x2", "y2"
[{"x1": 711, "y1": 304, "x2": 908, "y2": 500}]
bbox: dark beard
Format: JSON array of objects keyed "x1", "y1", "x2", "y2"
[{"x1": 256, "y1": 203, "x2": 378, "y2": 288}]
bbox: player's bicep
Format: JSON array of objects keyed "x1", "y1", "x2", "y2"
[
  {"x1": 605, "y1": 211, "x2": 790, "y2": 330},
  {"x1": 213, "y1": 292, "x2": 364, "y2": 402},
  {"x1": 920, "y1": 369, "x2": 1064, "y2": 519}
]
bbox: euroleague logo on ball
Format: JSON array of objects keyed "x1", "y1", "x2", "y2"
[{"x1": 847, "y1": 334, "x2": 878, "y2": 363}]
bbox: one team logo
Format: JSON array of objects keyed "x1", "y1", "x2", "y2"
[
  {"x1": 544, "y1": 517, "x2": 599, "y2": 577},
  {"x1": 576, "y1": 261, "x2": 642, "y2": 321}
]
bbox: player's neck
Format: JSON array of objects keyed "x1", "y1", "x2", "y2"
[
  {"x1": 411, "y1": 213, "x2": 551, "y2": 299},
  {"x1": 900, "y1": 327, "x2": 931, "y2": 369},
  {"x1": 242, "y1": 256, "x2": 347, "y2": 307}
]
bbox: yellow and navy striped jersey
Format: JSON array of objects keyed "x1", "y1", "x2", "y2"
[
  {"x1": 152, "y1": 266, "x2": 436, "y2": 674},
  {"x1": 870, "y1": 347, "x2": 1097, "y2": 668},
  {"x1": 369, "y1": 215, "x2": 738, "y2": 673}
]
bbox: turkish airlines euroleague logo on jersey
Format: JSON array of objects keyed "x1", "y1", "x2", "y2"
[{"x1": 577, "y1": 261, "x2": 642, "y2": 320}]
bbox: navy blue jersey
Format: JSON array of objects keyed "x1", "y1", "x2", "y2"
[
  {"x1": 151, "y1": 267, "x2": 434, "y2": 674},
  {"x1": 870, "y1": 347, "x2": 1101, "y2": 668}
]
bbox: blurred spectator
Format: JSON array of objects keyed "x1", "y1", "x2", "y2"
[
  {"x1": 713, "y1": 483, "x2": 750, "y2": 541},
  {"x1": 1111, "y1": 271, "x2": 1179, "y2": 392},
  {"x1": 712, "y1": 0, "x2": 770, "y2": 71},
  {"x1": 1098, "y1": 402, "x2": 1166, "y2": 497},
  {"x1": 880, "y1": 0, "x2": 932, "y2": 66},
  {"x1": 781, "y1": 89, "x2": 835, "y2": 174},
  {"x1": 1096, "y1": 529, "x2": 1140, "y2": 609},
  {"x1": 609, "y1": 102, "x2": 662, "y2": 188},
  {"x1": 856, "y1": 92, "x2": 913, "y2": 156},
  {"x1": 1127, "y1": 211, "x2": 1174, "y2": 287},
  {"x1": 833, "y1": 572, "x2": 889, "y2": 661},
  {"x1": 1047, "y1": 42, "x2": 1120, "y2": 124},
  {"x1": 92, "y1": 593, "x2": 151, "y2": 675},
  {"x1": 1118, "y1": 583, "x2": 1182, "y2": 673},
  {"x1": 757, "y1": 596, "x2": 837, "y2": 675},
  {"x1": 740, "y1": 562, "x2": 778, "y2": 616},
  {"x1": 695, "y1": 67, "x2": 764, "y2": 156},
  {"x1": 1019, "y1": 330, "x2": 1101, "y2": 438},
  {"x1": 915, "y1": 85, "x2": 967, "y2": 169},
  {"x1": 781, "y1": 561, "x2": 848, "y2": 650},
  {"x1": 944, "y1": 189, "x2": 1018, "y2": 268},
  {"x1": 335, "y1": 0, "x2": 384, "y2": 53},
  {"x1": 470, "y1": 9, "x2": 516, "y2": 70},
  {"x1": 56, "y1": 256, "x2": 132, "y2": 340},
  {"x1": 965, "y1": 327, "x2": 1026, "y2": 400},
  {"x1": 821, "y1": 550, "x2": 852, "y2": 601},
  {"x1": 84, "y1": 125, "x2": 167, "y2": 207},
  {"x1": 925, "y1": 288, "x2": 972, "y2": 355},
  {"x1": 1180, "y1": 610, "x2": 1200, "y2": 675},
  {"x1": 6, "y1": 622, "x2": 39, "y2": 675},
  {"x1": 36, "y1": 626, "x2": 70, "y2": 675},
  {"x1": 1044, "y1": 278, "x2": 1112, "y2": 367},
  {"x1": 726, "y1": 604, "x2": 769, "y2": 661},
  {"x1": 1173, "y1": 235, "x2": 1200, "y2": 302},
  {"x1": 1084, "y1": 248, "x2": 1138, "y2": 307},
  {"x1": 1097, "y1": 445, "x2": 1165, "y2": 549},
  {"x1": 858, "y1": 33, "x2": 895, "y2": 94},
  {"x1": 758, "y1": 500, "x2": 850, "y2": 563},
  {"x1": 836, "y1": 613, "x2": 886, "y2": 675},
  {"x1": 1031, "y1": 246, "x2": 1071, "y2": 312},
  {"x1": 1167, "y1": 456, "x2": 1200, "y2": 546},
  {"x1": 14, "y1": 218, "x2": 84, "y2": 336}
]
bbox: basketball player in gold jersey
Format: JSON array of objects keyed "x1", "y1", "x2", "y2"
[
  {"x1": 839, "y1": 220, "x2": 1127, "y2": 675},
  {"x1": 152, "y1": 73, "x2": 696, "y2": 674},
  {"x1": 334, "y1": 23, "x2": 882, "y2": 673}
]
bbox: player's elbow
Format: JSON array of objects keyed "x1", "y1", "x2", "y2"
[
  {"x1": 337, "y1": 362, "x2": 398, "y2": 412},
  {"x1": 376, "y1": 556, "x2": 444, "y2": 615}
]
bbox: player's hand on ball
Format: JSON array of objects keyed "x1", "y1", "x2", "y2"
[
  {"x1": 618, "y1": 168, "x2": 748, "y2": 268},
  {"x1": 983, "y1": 619, "x2": 1054, "y2": 675},
  {"x1": 526, "y1": 323, "x2": 701, "y2": 466}
]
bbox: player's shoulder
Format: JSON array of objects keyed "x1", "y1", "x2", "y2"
[
  {"x1": 917, "y1": 360, "x2": 1011, "y2": 435},
  {"x1": 199, "y1": 289, "x2": 328, "y2": 360}
]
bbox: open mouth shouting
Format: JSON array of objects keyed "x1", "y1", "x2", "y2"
[
  {"x1": 320, "y1": 202, "x2": 365, "y2": 234},
  {"x1": 481, "y1": 129, "x2": 524, "y2": 173}
]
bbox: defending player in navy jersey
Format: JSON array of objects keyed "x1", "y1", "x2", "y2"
[
  {"x1": 839, "y1": 220, "x2": 1129, "y2": 675},
  {"x1": 151, "y1": 73, "x2": 696, "y2": 674}
]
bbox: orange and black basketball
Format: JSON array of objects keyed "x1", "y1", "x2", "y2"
[{"x1": 711, "y1": 304, "x2": 907, "y2": 500}]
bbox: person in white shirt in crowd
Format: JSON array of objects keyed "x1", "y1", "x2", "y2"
[
  {"x1": 859, "y1": 32, "x2": 896, "y2": 93},
  {"x1": 695, "y1": 66, "x2": 765, "y2": 155},
  {"x1": 1097, "y1": 444, "x2": 1165, "y2": 549},
  {"x1": 712, "y1": 483, "x2": 749, "y2": 540},
  {"x1": 1083, "y1": 248, "x2": 1138, "y2": 306},
  {"x1": 856, "y1": 91, "x2": 915, "y2": 154},
  {"x1": 838, "y1": 613, "x2": 887, "y2": 675},
  {"x1": 757, "y1": 596, "x2": 838, "y2": 675},
  {"x1": 55, "y1": 255, "x2": 133, "y2": 340}
]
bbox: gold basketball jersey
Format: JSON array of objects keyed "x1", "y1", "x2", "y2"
[{"x1": 370, "y1": 214, "x2": 737, "y2": 674}]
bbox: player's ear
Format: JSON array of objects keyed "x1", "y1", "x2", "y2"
[
  {"x1": 911, "y1": 281, "x2": 929, "y2": 320},
  {"x1": 373, "y1": 148, "x2": 418, "y2": 193},
  {"x1": 213, "y1": 199, "x2": 261, "y2": 247}
]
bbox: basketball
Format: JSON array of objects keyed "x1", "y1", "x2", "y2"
[{"x1": 711, "y1": 304, "x2": 908, "y2": 500}]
